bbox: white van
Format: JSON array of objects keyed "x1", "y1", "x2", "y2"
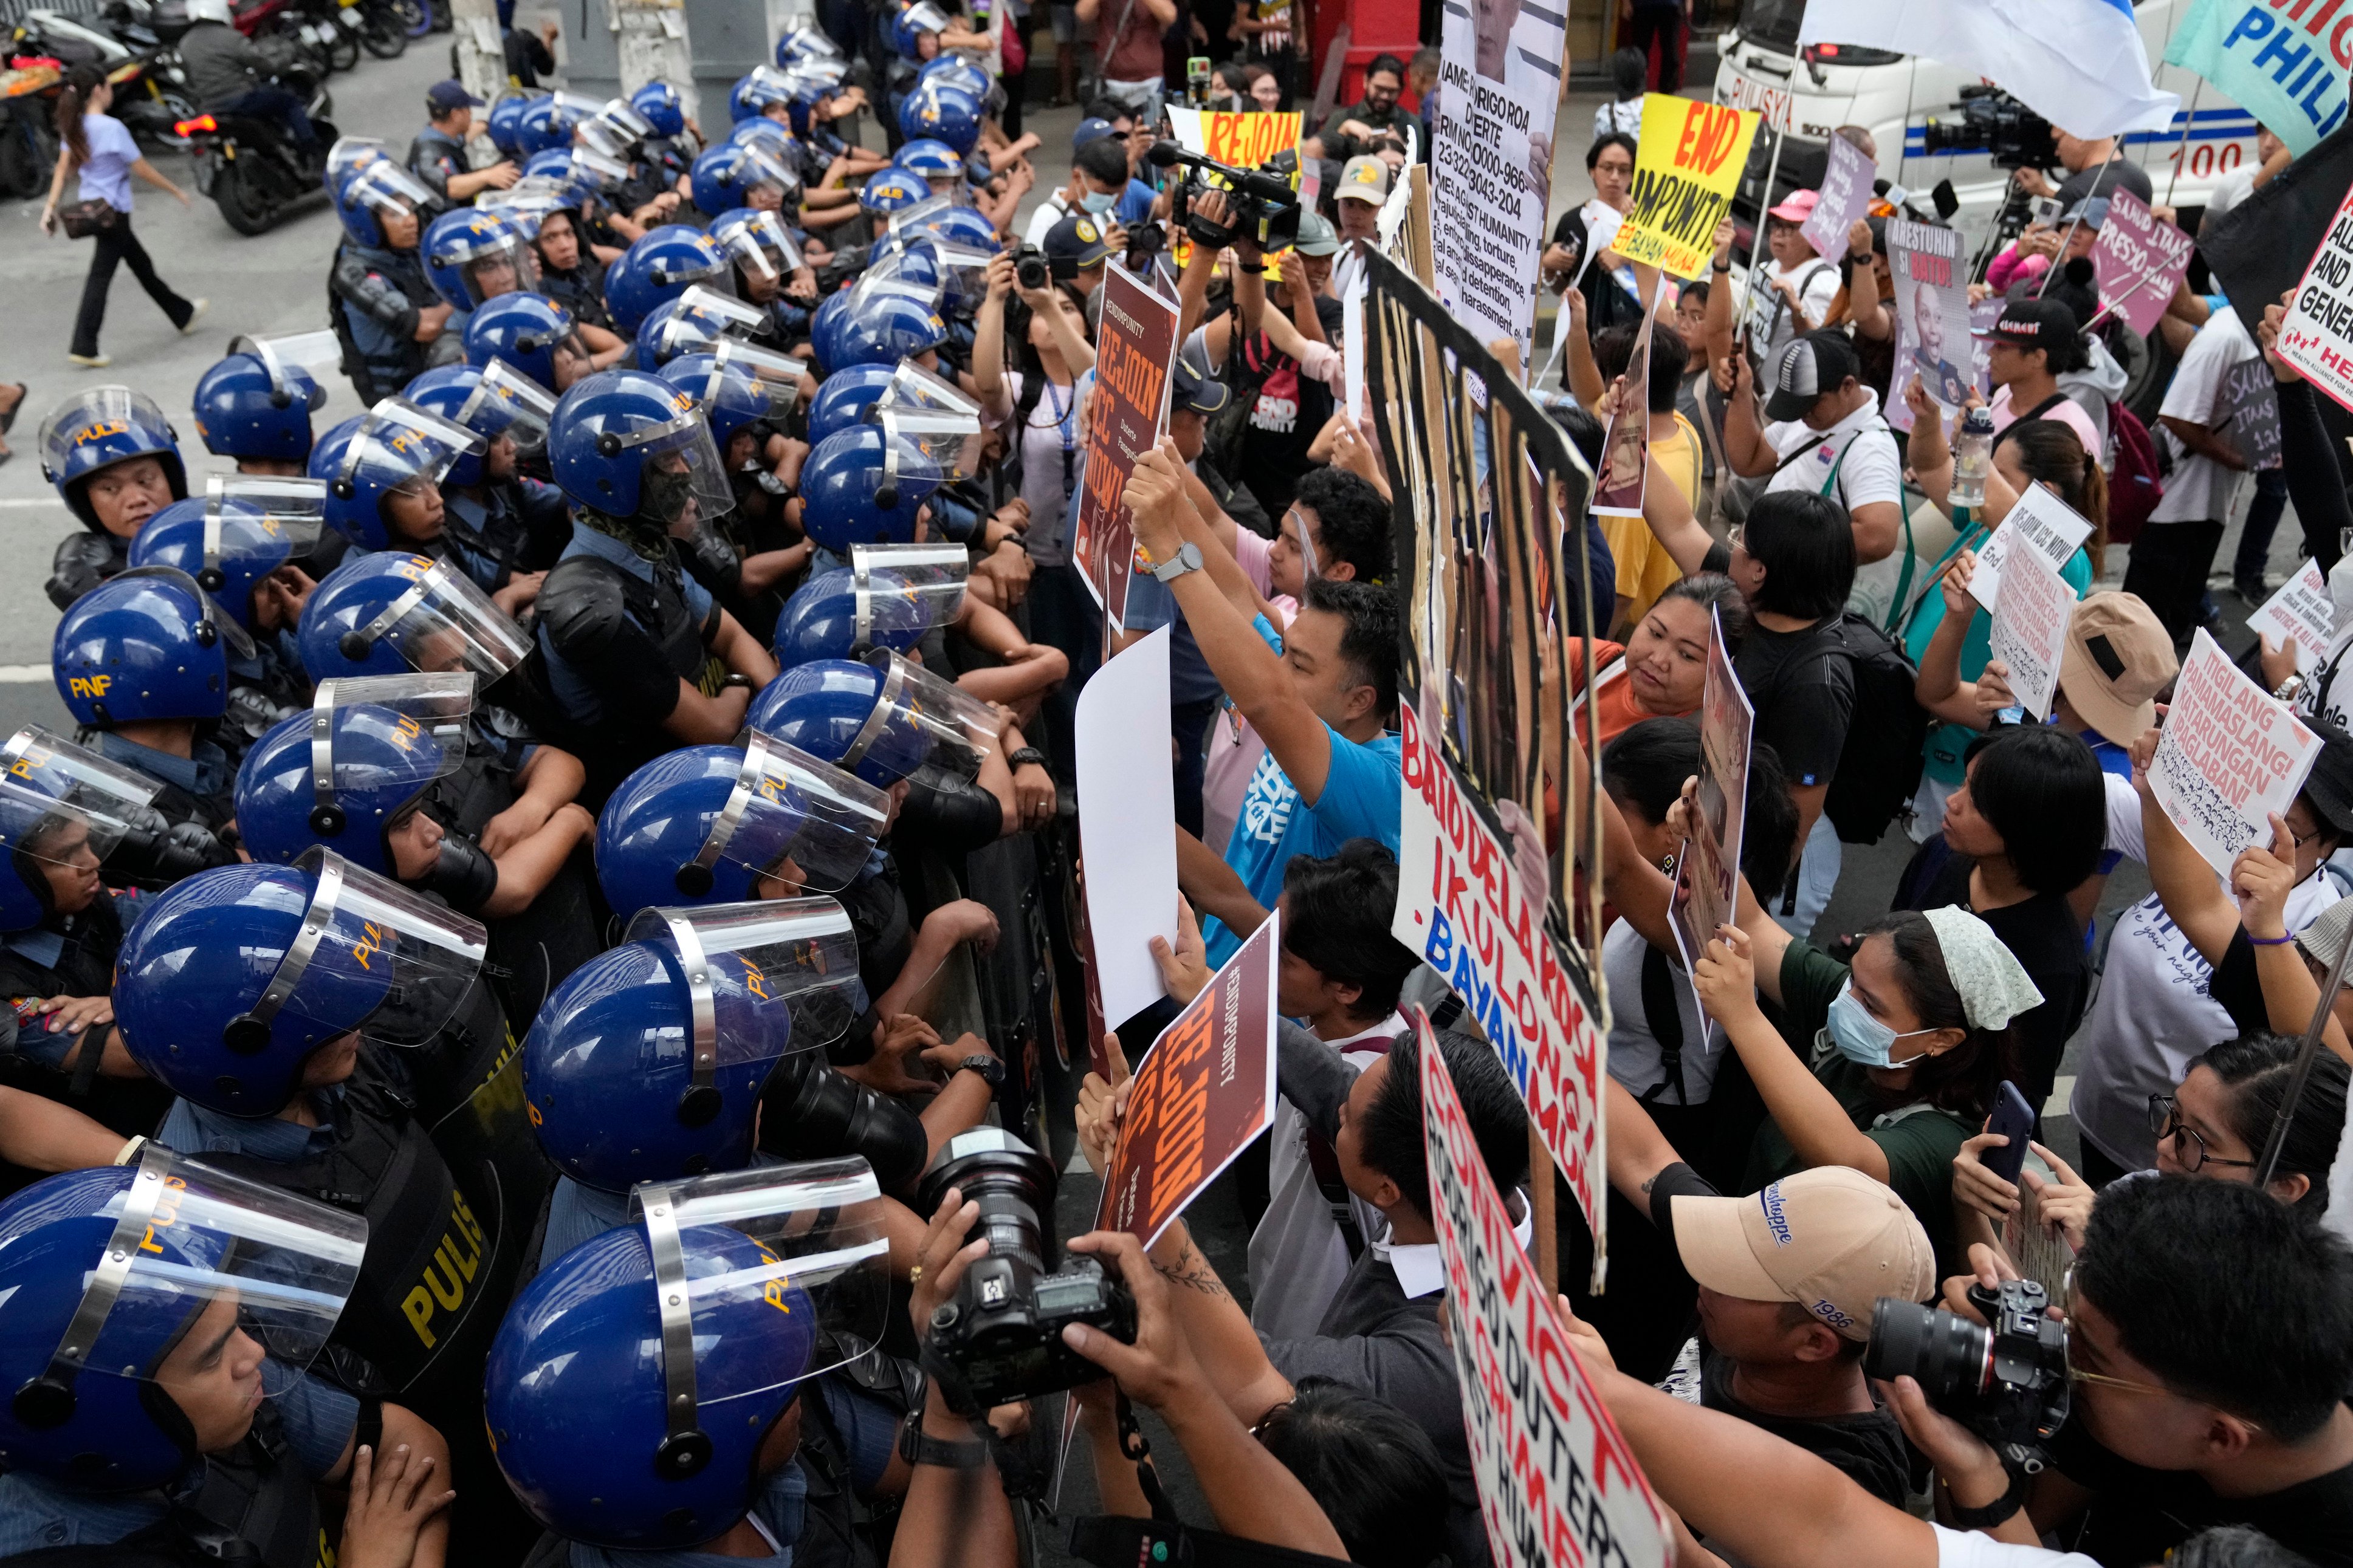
[{"x1": 1712, "y1": 0, "x2": 2262, "y2": 230}]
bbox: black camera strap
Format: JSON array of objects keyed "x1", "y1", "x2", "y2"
[{"x1": 1115, "y1": 1389, "x2": 1181, "y2": 1524}]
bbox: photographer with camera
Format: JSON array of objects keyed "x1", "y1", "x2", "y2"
[{"x1": 2013, "y1": 126, "x2": 2153, "y2": 213}]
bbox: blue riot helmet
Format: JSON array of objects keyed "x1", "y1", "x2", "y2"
[
  {"x1": 474, "y1": 178, "x2": 574, "y2": 242},
  {"x1": 546, "y1": 368, "x2": 737, "y2": 525},
  {"x1": 579, "y1": 97, "x2": 656, "y2": 162},
  {"x1": 913, "y1": 200, "x2": 1001, "y2": 252},
  {"x1": 894, "y1": 137, "x2": 964, "y2": 183},
  {"x1": 522, "y1": 146, "x2": 583, "y2": 188},
  {"x1": 402, "y1": 361, "x2": 560, "y2": 489},
  {"x1": 308, "y1": 397, "x2": 486, "y2": 552},
  {"x1": 485, "y1": 1162, "x2": 887, "y2": 1548},
  {"x1": 803, "y1": 362, "x2": 898, "y2": 446},
  {"x1": 859, "y1": 165, "x2": 929, "y2": 216},
  {"x1": 234, "y1": 673, "x2": 473, "y2": 873},
  {"x1": 37, "y1": 386, "x2": 187, "y2": 534},
  {"x1": 191, "y1": 331, "x2": 336, "y2": 464},
  {"x1": 810, "y1": 290, "x2": 946, "y2": 375},
  {"x1": 463, "y1": 292, "x2": 591, "y2": 394},
  {"x1": 323, "y1": 132, "x2": 390, "y2": 197},
  {"x1": 0, "y1": 1151, "x2": 365, "y2": 1493},
  {"x1": 635, "y1": 284, "x2": 768, "y2": 369},
  {"x1": 774, "y1": 21, "x2": 845, "y2": 68},
  {"x1": 113, "y1": 851, "x2": 487, "y2": 1117},
  {"x1": 870, "y1": 363, "x2": 985, "y2": 476},
  {"x1": 772, "y1": 544, "x2": 968, "y2": 668},
  {"x1": 0, "y1": 779, "x2": 131, "y2": 934},
  {"x1": 53, "y1": 567, "x2": 250, "y2": 728},
  {"x1": 710, "y1": 206, "x2": 805, "y2": 292},
  {"x1": 659, "y1": 341, "x2": 807, "y2": 451},
  {"x1": 728, "y1": 63, "x2": 799, "y2": 123},
  {"x1": 297, "y1": 550, "x2": 534, "y2": 683},
  {"x1": 596, "y1": 731, "x2": 887, "y2": 917},
  {"x1": 520, "y1": 900, "x2": 861, "y2": 1188},
  {"x1": 915, "y1": 54, "x2": 991, "y2": 98},
  {"x1": 488, "y1": 92, "x2": 536, "y2": 157},
  {"x1": 891, "y1": 0, "x2": 950, "y2": 58},
  {"x1": 605, "y1": 224, "x2": 735, "y2": 336},
  {"x1": 797, "y1": 423, "x2": 939, "y2": 549},
  {"x1": 898, "y1": 81, "x2": 981, "y2": 154},
  {"x1": 690, "y1": 140, "x2": 799, "y2": 219},
  {"x1": 631, "y1": 79, "x2": 687, "y2": 138},
  {"x1": 334, "y1": 157, "x2": 438, "y2": 250},
  {"x1": 746, "y1": 649, "x2": 995, "y2": 789},
  {"x1": 520, "y1": 89, "x2": 602, "y2": 156},
  {"x1": 422, "y1": 207, "x2": 541, "y2": 310},
  {"x1": 126, "y1": 476, "x2": 326, "y2": 629}
]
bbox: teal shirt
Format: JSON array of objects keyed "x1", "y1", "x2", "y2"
[{"x1": 1901, "y1": 524, "x2": 2094, "y2": 787}]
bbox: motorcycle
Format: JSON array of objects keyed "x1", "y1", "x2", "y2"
[
  {"x1": 0, "y1": 61, "x2": 61, "y2": 199},
  {"x1": 176, "y1": 56, "x2": 335, "y2": 233},
  {"x1": 9, "y1": 12, "x2": 193, "y2": 148},
  {"x1": 351, "y1": 0, "x2": 406, "y2": 56}
]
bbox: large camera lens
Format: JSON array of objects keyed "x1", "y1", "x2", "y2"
[
  {"x1": 919, "y1": 1126, "x2": 1054, "y2": 1327},
  {"x1": 1862, "y1": 1297, "x2": 1994, "y2": 1402}
]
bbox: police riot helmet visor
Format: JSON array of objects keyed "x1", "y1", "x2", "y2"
[
  {"x1": 458, "y1": 361, "x2": 560, "y2": 455},
  {"x1": 0, "y1": 726, "x2": 163, "y2": 818},
  {"x1": 715, "y1": 209, "x2": 805, "y2": 278},
  {"x1": 337, "y1": 398, "x2": 488, "y2": 498},
  {"x1": 778, "y1": 24, "x2": 844, "y2": 62},
  {"x1": 565, "y1": 145, "x2": 634, "y2": 193},
  {"x1": 324, "y1": 134, "x2": 391, "y2": 191},
  {"x1": 732, "y1": 140, "x2": 803, "y2": 197},
  {"x1": 227, "y1": 330, "x2": 340, "y2": 403},
  {"x1": 699, "y1": 730, "x2": 888, "y2": 894},
  {"x1": 0, "y1": 778, "x2": 129, "y2": 878},
  {"x1": 38, "y1": 387, "x2": 174, "y2": 482},
  {"x1": 345, "y1": 158, "x2": 438, "y2": 220},
  {"x1": 434, "y1": 223, "x2": 542, "y2": 307},
  {"x1": 309, "y1": 671, "x2": 473, "y2": 803},
  {"x1": 847, "y1": 273, "x2": 944, "y2": 317},
  {"x1": 205, "y1": 474, "x2": 326, "y2": 563},
  {"x1": 709, "y1": 340, "x2": 809, "y2": 423},
  {"x1": 885, "y1": 193, "x2": 958, "y2": 238},
  {"x1": 472, "y1": 182, "x2": 568, "y2": 239},
  {"x1": 851, "y1": 541, "x2": 969, "y2": 612},
  {"x1": 352, "y1": 556, "x2": 534, "y2": 681},
  {"x1": 622, "y1": 896, "x2": 862, "y2": 1055},
  {"x1": 257, "y1": 847, "x2": 487, "y2": 1048},
  {"x1": 856, "y1": 649, "x2": 997, "y2": 786},
  {"x1": 872, "y1": 405, "x2": 983, "y2": 482},
  {"x1": 606, "y1": 402, "x2": 737, "y2": 527},
  {"x1": 12, "y1": 1146, "x2": 368, "y2": 1411}
]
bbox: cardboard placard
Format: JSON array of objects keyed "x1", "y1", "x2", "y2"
[
  {"x1": 2218, "y1": 355, "x2": 2284, "y2": 470},
  {"x1": 1163, "y1": 106, "x2": 1303, "y2": 170},
  {"x1": 1072, "y1": 263, "x2": 1180, "y2": 621},
  {"x1": 1968, "y1": 482, "x2": 2095, "y2": 614},
  {"x1": 1990, "y1": 533, "x2": 2078, "y2": 722},
  {"x1": 1392, "y1": 701, "x2": 1612, "y2": 1281},
  {"x1": 1668, "y1": 608, "x2": 1752, "y2": 1026},
  {"x1": 2092, "y1": 191, "x2": 2197, "y2": 339},
  {"x1": 2246, "y1": 560, "x2": 2338, "y2": 673},
  {"x1": 1074, "y1": 625, "x2": 1178, "y2": 1029},
  {"x1": 1614, "y1": 96, "x2": 1760, "y2": 281},
  {"x1": 1590, "y1": 292, "x2": 1660, "y2": 517},
  {"x1": 1886, "y1": 219, "x2": 1976, "y2": 433},
  {"x1": 2276, "y1": 185, "x2": 2353, "y2": 414},
  {"x1": 1098, "y1": 912, "x2": 1280, "y2": 1245},
  {"x1": 1418, "y1": 1010, "x2": 1672, "y2": 1568},
  {"x1": 1801, "y1": 132, "x2": 1876, "y2": 263},
  {"x1": 2148, "y1": 629, "x2": 2325, "y2": 878}
]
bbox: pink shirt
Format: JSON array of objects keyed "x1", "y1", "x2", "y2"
[{"x1": 1990, "y1": 383, "x2": 2104, "y2": 460}]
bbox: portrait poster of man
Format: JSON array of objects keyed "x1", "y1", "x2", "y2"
[
  {"x1": 1430, "y1": 0, "x2": 1567, "y2": 366},
  {"x1": 1591, "y1": 290, "x2": 1661, "y2": 516}
]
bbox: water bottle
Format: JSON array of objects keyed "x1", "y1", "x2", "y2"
[{"x1": 1951, "y1": 406, "x2": 1997, "y2": 512}]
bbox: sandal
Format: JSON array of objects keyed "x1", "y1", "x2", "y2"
[{"x1": 0, "y1": 382, "x2": 23, "y2": 437}]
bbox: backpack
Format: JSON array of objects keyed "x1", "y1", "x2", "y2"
[
  {"x1": 1818, "y1": 612, "x2": 1930, "y2": 845},
  {"x1": 2104, "y1": 402, "x2": 2165, "y2": 545}
]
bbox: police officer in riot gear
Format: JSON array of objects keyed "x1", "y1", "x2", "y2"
[
  {"x1": 658, "y1": 343, "x2": 816, "y2": 643},
  {"x1": 535, "y1": 369, "x2": 781, "y2": 804},
  {"x1": 403, "y1": 361, "x2": 571, "y2": 607},
  {"x1": 36, "y1": 386, "x2": 188, "y2": 611},
  {"x1": 329, "y1": 161, "x2": 458, "y2": 403}
]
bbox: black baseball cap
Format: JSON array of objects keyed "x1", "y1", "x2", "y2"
[
  {"x1": 2303, "y1": 721, "x2": 2353, "y2": 838},
  {"x1": 427, "y1": 80, "x2": 485, "y2": 113},
  {"x1": 1763, "y1": 330, "x2": 1862, "y2": 422},
  {"x1": 1973, "y1": 296, "x2": 2078, "y2": 357},
  {"x1": 1170, "y1": 344, "x2": 1229, "y2": 416},
  {"x1": 1043, "y1": 211, "x2": 1115, "y2": 270}
]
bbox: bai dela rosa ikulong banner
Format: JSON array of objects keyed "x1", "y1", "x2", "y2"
[{"x1": 1392, "y1": 700, "x2": 1613, "y2": 1284}]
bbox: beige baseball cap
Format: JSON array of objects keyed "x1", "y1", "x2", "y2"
[
  {"x1": 1338, "y1": 154, "x2": 1392, "y2": 204},
  {"x1": 2057, "y1": 591, "x2": 2176, "y2": 744},
  {"x1": 1669, "y1": 1166, "x2": 1934, "y2": 1341}
]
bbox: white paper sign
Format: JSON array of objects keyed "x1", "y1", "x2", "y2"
[
  {"x1": 1801, "y1": 131, "x2": 1875, "y2": 262},
  {"x1": 1074, "y1": 625, "x2": 1179, "y2": 1027},
  {"x1": 2148, "y1": 629, "x2": 2324, "y2": 878},
  {"x1": 1990, "y1": 536, "x2": 2078, "y2": 722},
  {"x1": 2247, "y1": 560, "x2": 2338, "y2": 674},
  {"x1": 1342, "y1": 281, "x2": 1367, "y2": 426},
  {"x1": 1968, "y1": 483, "x2": 2095, "y2": 613},
  {"x1": 1431, "y1": 0, "x2": 1567, "y2": 372},
  {"x1": 2277, "y1": 185, "x2": 2353, "y2": 416}
]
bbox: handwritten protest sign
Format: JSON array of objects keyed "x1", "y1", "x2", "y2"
[
  {"x1": 2275, "y1": 186, "x2": 2353, "y2": 414},
  {"x1": 2247, "y1": 560, "x2": 2338, "y2": 673},
  {"x1": 1668, "y1": 609, "x2": 1752, "y2": 1024},
  {"x1": 1163, "y1": 106, "x2": 1302, "y2": 170},
  {"x1": 1990, "y1": 535, "x2": 2078, "y2": 722},
  {"x1": 1430, "y1": 0, "x2": 1567, "y2": 368},
  {"x1": 1969, "y1": 482, "x2": 2094, "y2": 613},
  {"x1": 1072, "y1": 263, "x2": 1179, "y2": 621},
  {"x1": 2218, "y1": 356, "x2": 2284, "y2": 470},
  {"x1": 1887, "y1": 219, "x2": 1974, "y2": 433},
  {"x1": 1614, "y1": 96, "x2": 1760, "y2": 281},
  {"x1": 2092, "y1": 192, "x2": 2197, "y2": 338},
  {"x1": 1393, "y1": 700, "x2": 1612, "y2": 1279},
  {"x1": 1591, "y1": 295, "x2": 1659, "y2": 517},
  {"x1": 1099, "y1": 913, "x2": 1278, "y2": 1245},
  {"x1": 2148, "y1": 629, "x2": 2324, "y2": 878},
  {"x1": 1802, "y1": 132, "x2": 1875, "y2": 262},
  {"x1": 1420, "y1": 1012, "x2": 1672, "y2": 1568}
]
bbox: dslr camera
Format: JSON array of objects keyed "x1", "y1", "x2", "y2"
[
  {"x1": 1863, "y1": 1280, "x2": 2072, "y2": 1467},
  {"x1": 1918, "y1": 86, "x2": 2061, "y2": 171},
  {"x1": 1013, "y1": 242, "x2": 1076, "y2": 292},
  {"x1": 916, "y1": 1126, "x2": 1136, "y2": 1414}
]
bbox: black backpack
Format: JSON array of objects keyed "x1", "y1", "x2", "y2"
[{"x1": 1818, "y1": 612, "x2": 1929, "y2": 845}]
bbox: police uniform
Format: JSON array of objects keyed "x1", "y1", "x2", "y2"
[
  {"x1": 441, "y1": 473, "x2": 572, "y2": 594},
  {"x1": 329, "y1": 241, "x2": 446, "y2": 404},
  {"x1": 538, "y1": 256, "x2": 614, "y2": 330},
  {"x1": 78, "y1": 730, "x2": 237, "y2": 838},
  {"x1": 0, "y1": 894, "x2": 174, "y2": 1179},
  {"x1": 406, "y1": 123, "x2": 471, "y2": 205}
]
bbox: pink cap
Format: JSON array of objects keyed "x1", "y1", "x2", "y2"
[{"x1": 1767, "y1": 189, "x2": 1820, "y2": 222}]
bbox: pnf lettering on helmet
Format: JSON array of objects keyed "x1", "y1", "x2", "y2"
[
  {"x1": 65, "y1": 675, "x2": 112, "y2": 700},
  {"x1": 400, "y1": 1185, "x2": 489, "y2": 1348}
]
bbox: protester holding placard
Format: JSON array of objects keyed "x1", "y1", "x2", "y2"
[
  {"x1": 2128, "y1": 306, "x2": 2261, "y2": 642},
  {"x1": 1746, "y1": 191, "x2": 1844, "y2": 364},
  {"x1": 1547, "y1": 134, "x2": 1645, "y2": 339}
]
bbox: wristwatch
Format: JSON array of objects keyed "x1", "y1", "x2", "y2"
[
  {"x1": 1007, "y1": 745, "x2": 1049, "y2": 770},
  {"x1": 1152, "y1": 541, "x2": 1205, "y2": 584},
  {"x1": 957, "y1": 1053, "x2": 1006, "y2": 1087}
]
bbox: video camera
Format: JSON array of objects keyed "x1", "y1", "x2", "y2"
[
  {"x1": 916, "y1": 1127, "x2": 1137, "y2": 1414},
  {"x1": 1918, "y1": 86, "x2": 2061, "y2": 171},
  {"x1": 1150, "y1": 139, "x2": 1302, "y2": 253},
  {"x1": 1862, "y1": 1280, "x2": 2072, "y2": 1467}
]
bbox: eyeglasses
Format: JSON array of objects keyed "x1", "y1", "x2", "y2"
[
  {"x1": 2057, "y1": 1269, "x2": 2265, "y2": 1427},
  {"x1": 1248, "y1": 1399, "x2": 1294, "y2": 1440},
  {"x1": 2146, "y1": 1094, "x2": 2259, "y2": 1173}
]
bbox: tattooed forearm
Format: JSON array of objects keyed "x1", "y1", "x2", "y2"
[{"x1": 1153, "y1": 1238, "x2": 1231, "y2": 1298}]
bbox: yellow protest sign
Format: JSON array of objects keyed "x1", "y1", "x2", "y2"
[{"x1": 1612, "y1": 94, "x2": 1760, "y2": 281}]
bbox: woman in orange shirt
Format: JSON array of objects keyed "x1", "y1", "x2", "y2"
[{"x1": 1570, "y1": 572, "x2": 1748, "y2": 748}]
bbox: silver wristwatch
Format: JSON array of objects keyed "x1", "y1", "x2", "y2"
[{"x1": 1151, "y1": 541, "x2": 1204, "y2": 583}]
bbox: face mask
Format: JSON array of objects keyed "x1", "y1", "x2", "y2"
[
  {"x1": 1080, "y1": 189, "x2": 1119, "y2": 215},
  {"x1": 639, "y1": 460, "x2": 701, "y2": 527},
  {"x1": 1824, "y1": 979, "x2": 1939, "y2": 1069}
]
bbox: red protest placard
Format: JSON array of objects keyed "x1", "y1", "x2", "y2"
[
  {"x1": 2092, "y1": 191, "x2": 2196, "y2": 339},
  {"x1": 1071, "y1": 262, "x2": 1181, "y2": 623},
  {"x1": 1418, "y1": 1011, "x2": 1672, "y2": 1568},
  {"x1": 1098, "y1": 912, "x2": 1279, "y2": 1245}
]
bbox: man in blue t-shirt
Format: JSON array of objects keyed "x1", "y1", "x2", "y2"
[{"x1": 1121, "y1": 442, "x2": 1403, "y2": 966}]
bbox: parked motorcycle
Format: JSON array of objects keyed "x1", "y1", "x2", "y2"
[
  {"x1": 353, "y1": 0, "x2": 406, "y2": 56},
  {"x1": 176, "y1": 56, "x2": 334, "y2": 233},
  {"x1": 0, "y1": 61, "x2": 61, "y2": 199},
  {"x1": 9, "y1": 12, "x2": 193, "y2": 148}
]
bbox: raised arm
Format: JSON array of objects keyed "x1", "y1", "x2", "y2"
[{"x1": 2129, "y1": 726, "x2": 2242, "y2": 967}]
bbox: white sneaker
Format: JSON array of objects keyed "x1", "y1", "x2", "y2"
[
  {"x1": 179, "y1": 298, "x2": 209, "y2": 334},
  {"x1": 67, "y1": 352, "x2": 111, "y2": 368}
]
